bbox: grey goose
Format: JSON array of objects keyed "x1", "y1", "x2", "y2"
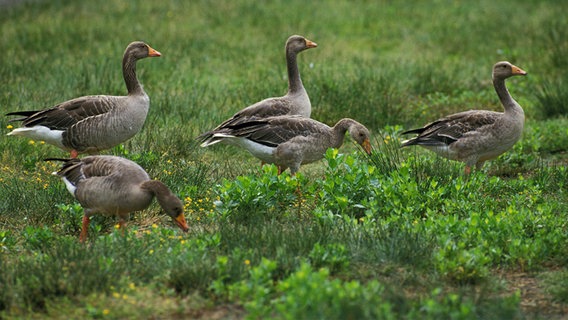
[
  {"x1": 401, "y1": 61, "x2": 527, "y2": 174},
  {"x1": 7, "y1": 41, "x2": 161, "y2": 158},
  {"x1": 47, "y1": 155, "x2": 189, "y2": 242}
]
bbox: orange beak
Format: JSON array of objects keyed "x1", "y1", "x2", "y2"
[
  {"x1": 361, "y1": 138, "x2": 372, "y2": 155},
  {"x1": 305, "y1": 39, "x2": 318, "y2": 48},
  {"x1": 173, "y1": 213, "x2": 189, "y2": 232},
  {"x1": 511, "y1": 64, "x2": 527, "y2": 76},
  {"x1": 147, "y1": 45, "x2": 162, "y2": 57}
]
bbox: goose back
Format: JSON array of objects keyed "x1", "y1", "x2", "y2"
[{"x1": 51, "y1": 156, "x2": 152, "y2": 216}]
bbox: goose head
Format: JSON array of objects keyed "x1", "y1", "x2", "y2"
[
  {"x1": 126, "y1": 41, "x2": 162, "y2": 59},
  {"x1": 348, "y1": 123, "x2": 372, "y2": 155},
  {"x1": 286, "y1": 35, "x2": 317, "y2": 54},
  {"x1": 493, "y1": 61, "x2": 527, "y2": 80},
  {"x1": 156, "y1": 194, "x2": 189, "y2": 232}
]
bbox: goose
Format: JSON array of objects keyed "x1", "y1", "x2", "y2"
[
  {"x1": 401, "y1": 61, "x2": 527, "y2": 174},
  {"x1": 198, "y1": 35, "x2": 317, "y2": 142},
  {"x1": 46, "y1": 155, "x2": 189, "y2": 242},
  {"x1": 200, "y1": 115, "x2": 372, "y2": 174},
  {"x1": 7, "y1": 41, "x2": 161, "y2": 158}
]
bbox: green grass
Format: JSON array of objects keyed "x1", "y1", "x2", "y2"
[{"x1": 1, "y1": 0, "x2": 568, "y2": 319}]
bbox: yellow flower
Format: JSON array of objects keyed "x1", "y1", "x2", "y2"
[
  {"x1": 103, "y1": 309, "x2": 110, "y2": 315},
  {"x1": 112, "y1": 292, "x2": 120, "y2": 299},
  {"x1": 28, "y1": 140, "x2": 35, "y2": 145},
  {"x1": 244, "y1": 259, "x2": 250, "y2": 265},
  {"x1": 114, "y1": 224, "x2": 120, "y2": 230},
  {"x1": 6, "y1": 125, "x2": 13, "y2": 129},
  {"x1": 128, "y1": 282, "x2": 136, "y2": 290},
  {"x1": 152, "y1": 223, "x2": 158, "y2": 229},
  {"x1": 149, "y1": 249, "x2": 154, "y2": 255}
]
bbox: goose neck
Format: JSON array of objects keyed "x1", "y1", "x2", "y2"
[
  {"x1": 123, "y1": 54, "x2": 142, "y2": 95},
  {"x1": 286, "y1": 50, "x2": 303, "y2": 93},
  {"x1": 331, "y1": 119, "x2": 352, "y2": 148},
  {"x1": 493, "y1": 76, "x2": 520, "y2": 114},
  {"x1": 141, "y1": 180, "x2": 170, "y2": 198}
]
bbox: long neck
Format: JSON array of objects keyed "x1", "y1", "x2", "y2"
[
  {"x1": 493, "y1": 76, "x2": 521, "y2": 115},
  {"x1": 286, "y1": 49, "x2": 303, "y2": 93},
  {"x1": 123, "y1": 53, "x2": 142, "y2": 95},
  {"x1": 331, "y1": 119, "x2": 353, "y2": 149},
  {"x1": 141, "y1": 180, "x2": 182, "y2": 215},
  {"x1": 140, "y1": 180, "x2": 172, "y2": 199}
]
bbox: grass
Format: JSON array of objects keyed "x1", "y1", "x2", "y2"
[{"x1": 1, "y1": 0, "x2": 568, "y2": 319}]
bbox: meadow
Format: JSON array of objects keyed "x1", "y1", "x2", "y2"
[{"x1": 1, "y1": 0, "x2": 568, "y2": 318}]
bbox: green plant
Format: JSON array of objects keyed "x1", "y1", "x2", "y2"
[
  {"x1": 213, "y1": 165, "x2": 308, "y2": 222},
  {"x1": 227, "y1": 258, "x2": 278, "y2": 317},
  {"x1": 308, "y1": 242, "x2": 350, "y2": 273},
  {"x1": 54, "y1": 203, "x2": 84, "y2": 236},
  {"x1": 313, "y1": 149, "x2": 377, "y2": 221},
  {"x1": 22, "y1": 226, "x2": 55, "y2": 251},
  {"x1": 543, "y1": 270, "x2": 568, "y2": 303},
  {"x1": 273, "y1": 263, "x2": 394, "y2": 319},
  {"x1": 434, "y1": 240, "x2": 491, "y2": 284},
  {"x1": 411, "y1": 287, "x2": 521, "y2": 320}
]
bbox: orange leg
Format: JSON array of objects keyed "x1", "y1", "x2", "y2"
[{"x1": 79, "y1": 215, "x2": 90, "y2": 242}]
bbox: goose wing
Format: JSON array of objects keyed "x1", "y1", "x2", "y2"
[
  {"x1": 7, "y1": 95, "x2": 116, "y2": 130},
  {"x1": 402, "y1": 110, "x2": 499, "y2": 146}
]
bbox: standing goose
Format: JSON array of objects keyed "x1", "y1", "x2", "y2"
[
  {"x1": 198, "y1": 35, "x2": 317, "y2": 142},
  {"x1": 200, "y1": 115, "x2": 372, "y2": 174},
  {"x1": 7, "y1": 41, "x2": 161, "y2": 158},
  {"x1": 47, "y1": 155, "x2": 189, "y2": 242},
  {"x1": 401, "y1": 61, "x2": 527, "y2": 174}
]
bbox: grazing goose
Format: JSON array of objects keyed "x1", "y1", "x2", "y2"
[
  {"x1": 7, "y1": 41, "x2": 161, "y2": 158},
  {"x1": 401, "y1": 61, "x2": 527, "y2": 174},
  {"x1": 200, "y1": 115, "x2": 372, "y2": 174},
  {"x1": 198, "y1": 35, "x2": 317, "y2": 142},
  {"x1": 47, "y1": 156, "x2": 189, "y2": 242}
]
